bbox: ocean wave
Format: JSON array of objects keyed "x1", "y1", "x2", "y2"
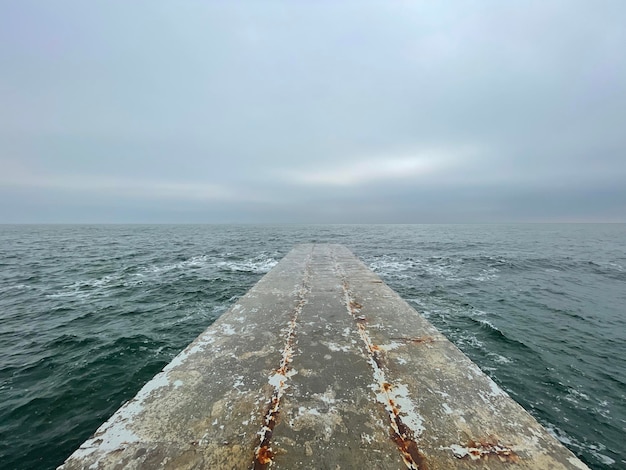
[
  {"x1": 216, "y1": 254, "x2": 278, "y2": 274},
  {"x1": 368, "y1": 256, "x2": 461, "y2": 281},
  {"x1": 369, "y1": 255, "x2": 505, "y2": 283},
  {"x1": 142, "y1": 254, "x2": 211, "y2": 274},
  {"x1": 517, "y1": 256, "x2": 626, "y2": 282},
  {"x1": 45, "y1": 254, "x2": 219, "y2": 300},
  {"x1": 544, "y1": 423, "x2": 617, "y2": 467},
  {"x1": 2, "y1": 224, "x2": 624, "y2": 470},
  {"x1": 472, "y1": 267, "x2": 500, "y2": 281},
  {"x1": 455, "y1": 332, "x2": 485, "y2": 349},
  {"x1": 2, "y1": 283, "x2": 33, "y2": 291},
  {"x1": 46, "y1": 275, "x2": 122, "y2": 299},
  {"x1": 488, "y1": 352, "x2": 512, "y2": 364},
  {"x1": 464, "y1": 316, "x2": 531, "y2": 350}
]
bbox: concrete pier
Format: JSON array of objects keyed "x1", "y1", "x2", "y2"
[{"x1": 60, "y1": 244, "x2": 589, "y2": 469}]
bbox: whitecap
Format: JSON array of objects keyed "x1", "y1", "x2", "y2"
[
  {"x1": 369, "y1": 256, "x2": 459, "y2": 280},
  {"x1": 143, "y1": 254, "x2": 211, "y2": 274},
  {"x1": 216, "y1": 255, "x2": 277, "y2": 274},
  {"x1": 46, "y1": 274, "x2": 121, "y2": 299},
  {"x1": 473, "y1": 267, "x2": 500, "y2": 282},
  {"x1": 488, "y1": 353, "x2": 512, "y2": 364}
]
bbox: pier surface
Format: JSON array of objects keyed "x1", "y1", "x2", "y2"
[{"x1": 60, "y1": 244, "x2": 589, "y2": 469}]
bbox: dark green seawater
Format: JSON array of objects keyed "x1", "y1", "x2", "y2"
[{"x1": 0, "y1": 224, "x2": 624, "y2": 469}]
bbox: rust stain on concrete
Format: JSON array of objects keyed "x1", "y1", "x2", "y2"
[
  {"x1": 334, "y1": 252, "x2": 428, "y2": 470},
  {"x1": 252, "y1": 248, "x2": 313, "y2": 469}
]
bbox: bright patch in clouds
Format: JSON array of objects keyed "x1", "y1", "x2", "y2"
[{"x1": 281, "y1": 148, "x2": 470, "y2": 186}]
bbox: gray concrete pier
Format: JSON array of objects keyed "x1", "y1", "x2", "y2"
[{"x1": 60, "y1": 244, "x2": 589, "y2": 469}]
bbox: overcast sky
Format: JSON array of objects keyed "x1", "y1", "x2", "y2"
[{"x1": 1, "y1": 1, "x2": 625, "y2": 223}]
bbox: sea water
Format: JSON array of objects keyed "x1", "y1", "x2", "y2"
[{"x1": 0, "y1": 224, "x2": 624, "y2": 469}]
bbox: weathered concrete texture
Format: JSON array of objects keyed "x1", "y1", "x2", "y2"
[{"x1": 60, "y1": 244, "x2": 589, "y2": 470}]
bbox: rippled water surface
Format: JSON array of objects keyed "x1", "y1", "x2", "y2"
[{"x1": 0, "y1": 224, "x2": 624, "y2": 469}]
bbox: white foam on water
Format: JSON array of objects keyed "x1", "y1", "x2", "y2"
[
  {"x1": 473, "y1": 267, "x2": 500, "y2": 281},
  {"x1": 456, "y1": 332, "x2": 484, "y2": 349},
  {"x1": 5, "y1": 284, "x2": 32, "y2": 291},
  {"x1": 489, "y1": 353, "x2": 512, "y2": 364},
  {"x1": 545, "y1": 423, "x2": 611, "y2": 466},
  {"x1": 46, "y1": 253, "x2": 218, "y2": 300},
  {"x1": 368, "y1": 256, "x2": 460, "y2": 281},
  {"x1": 144, "y1": 255, "x2": 211, "y2": 274},
  {"x1": 46, "y1": 275, "x2": 122, "y2": 299},
  {"x1": 216, "y1": 254, "x2": 278, "y2": 274}
]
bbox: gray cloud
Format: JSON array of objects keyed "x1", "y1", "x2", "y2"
[{"x1": 1, "y1": 1, "x2": 625, "y2": 223}]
